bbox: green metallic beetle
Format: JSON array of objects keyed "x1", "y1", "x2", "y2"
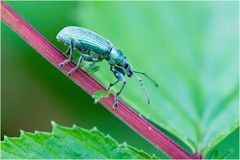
[{"x1": 57, "y1": 26, "x2": 158, "y2": 108}]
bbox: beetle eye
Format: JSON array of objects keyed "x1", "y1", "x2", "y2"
[{"x1": 125, "y1": 63, "x2": 129, "y2": 69}]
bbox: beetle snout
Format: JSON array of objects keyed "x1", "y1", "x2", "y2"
[
  {"x1": 127, "y1": 70, "x2": 133, "y2": 77},
  {"x1": 125, "y1": 63, "x2": 133, "y2": 77}
]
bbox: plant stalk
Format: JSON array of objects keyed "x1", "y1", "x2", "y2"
[{"x1": 1, "y1": 1, "x2": 200, "y2": 159}]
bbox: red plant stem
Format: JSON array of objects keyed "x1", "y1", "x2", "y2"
[{"x1": 1, "y1": 1, "x2": 198, "y2": 159}]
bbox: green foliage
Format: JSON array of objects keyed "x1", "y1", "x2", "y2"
[
  {"x1": 206, "y1": 149, "x2": 232, "y2": 159},
  {"x1": 76, "y1": 1, "x2": 239, "y2": 155},
  {"x1": 93, "y1": 89, "x2": 114, "y2": 103},
  {"x1": 2, "y1": 1, "x2": 238, "y2": 158},
  {"x1": 1, "y1": 122, "x2": 154, "y2": 159}
]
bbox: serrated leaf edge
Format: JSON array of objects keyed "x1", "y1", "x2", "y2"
[{"x1": 1, "y1": 122, "x2": 155, "y2": 159}]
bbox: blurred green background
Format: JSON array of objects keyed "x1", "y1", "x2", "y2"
[{"x1": 1, "y1": 1, "x2": 239, "y2": 159}]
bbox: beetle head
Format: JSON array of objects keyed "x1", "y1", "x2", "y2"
[
  {"x1": 124, "y1": 62, "x2": 133, "y2": 77},
  {"x1": 111, "y1": 48, "x2": 133, "y2": 77},
  {"x1": 122, "y1": 58, "x2": 133, "y2": 77},
  {"x1": 116, "y1": 50, "x2": 132, "y2": 77}
]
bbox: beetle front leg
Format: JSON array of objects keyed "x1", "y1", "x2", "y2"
[
  {"x1": 110, "y1": 67, "x2": 126, "y2": 108},
  {"x1": 59, "y1": 38, "x2": 74, "y2": 69},
  {"x1": 114, "y1": 80, "x2": 126, "y2": 108},
  {"x1": 107, "y1": 79, "x2": 120, "y2": 90}
]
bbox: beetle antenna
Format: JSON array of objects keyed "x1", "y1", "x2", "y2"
[
  {"x1": 132, "y1": 71, "x2": 158, "y2": 87},
  {"x1": 133, "y1": 74, "x2": 151, "y2": 104}
]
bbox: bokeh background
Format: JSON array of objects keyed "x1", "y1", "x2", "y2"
[{"x1": 1, "y1": 1, "x2": 239, "y2": 159}]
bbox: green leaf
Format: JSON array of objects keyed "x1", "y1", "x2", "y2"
[
  {"x1": 92, "y1": 89, "x2": 114, "y2": 104},
  {"x1": 76, "y1": 1, "x2": 239, "y2": 155},
  {"x1": 207, "y1": 149, "x2": 232, "y2": 159},
  {"x1": 1, "y1": 122, "x2": 154, "y2": 159}
]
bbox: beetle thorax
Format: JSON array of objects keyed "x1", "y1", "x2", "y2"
[{"x1": 108, "y1": 48, "x2": 126, "y2": 66}]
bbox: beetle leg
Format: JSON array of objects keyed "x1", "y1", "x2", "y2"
[
  {"x1": 81, "y1": 53, "x2": 100, "y2": 69},
  {"x1": 67, "y1": 55, "x2": 83, "y2": 77},
  {"x1": 114, "y1": 94, "x2": 119, "y2": 109},
  {"x1": 116, "y1": 80, "x2": 126, "y2": 97},
  {"x1": 59, "y1": 38, "x2": 74, "y2": 69},
  {"x1": 66, "y1": 49, "x2": 90, "y2": 77},
  {"x1": 64, "y1": 47, "x2": 70, "y2": 56},
  {"x1": 81, "y1": 54, "x2": 98, "y2": 62},
  {"x1": 107, "y1": 79, "x2": 120, "y2": 90},
  {"x1": 110, "y1": 67, "x2": 126, "y2": 108},
  {"x1": 114, "y1": 80, "x2": 126, "y2": 108},
  {"x1": 81, "y1": 54, "x2": 103, "y2": 73}
]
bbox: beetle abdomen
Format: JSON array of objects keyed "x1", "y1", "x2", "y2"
[{"x1": 56, "y1": 26, "x2": 113, "y2": 55}]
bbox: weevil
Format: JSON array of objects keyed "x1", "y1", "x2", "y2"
[{"x1": 57, "y1": 26, "x2": 158, "y2": 108}]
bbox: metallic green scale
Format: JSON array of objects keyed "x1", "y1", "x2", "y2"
[{"x1": 57, "y1": 26, "x2": 112, "y2": 58}]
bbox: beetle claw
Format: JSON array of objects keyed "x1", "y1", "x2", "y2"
[
  {"x1": 113, "y1": 103, "x2": 118, "y2": 109},
  {"x1": 67, "y1": 68, "x2": 78, "y2": 77},
  {"x1": 113, "y1": 94, "x2": 119, "y2": 109},
  {"x1": 59, "y1": 59, "x2": 71, "y2": 70},
  {"x1": 59, "y1": 63, "x2": 64, "y2": 69},
  {"x1": 67, "y1": 72, "x2": 72, "y2": 77}
]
